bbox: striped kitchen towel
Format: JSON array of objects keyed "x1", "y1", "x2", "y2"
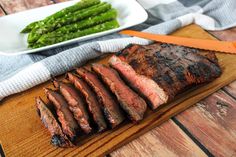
[{"x1": 1, "y1": 0, "x2": 236, "y2": 101}]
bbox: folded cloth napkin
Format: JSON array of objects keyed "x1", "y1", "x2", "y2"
[{"x1": 1, "y1": 0, "x2": 236, "y2": 101}]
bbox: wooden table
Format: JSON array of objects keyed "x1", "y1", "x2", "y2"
[{"x1": 0, "y1": 1, "x2": 236, "y2": 157}]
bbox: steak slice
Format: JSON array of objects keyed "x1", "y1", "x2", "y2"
[
  {"x1": 76, "y1": 68, "x2": 125, "y2": 128},
  {"x1": 53, "y1": 80, "x2": 92, "y2": 134},
  {"x1": 35, "y1": 97, "x2": 73, "y2": 147},
  {"x1": 109, "y1": 56, "x2": 167, "y2": 110},
  {"x1": 67, "y1": 73, "x2": 107, "y2": 132},
  {"x1": 44, "y1": 88, "x2": 79, "y2": 143},
  {"x1": 92, "y1": 64, "x2": 147, "y2": 122},
  {"x1": 117, "y1": 43, "x2": 222, "y2": 100}
]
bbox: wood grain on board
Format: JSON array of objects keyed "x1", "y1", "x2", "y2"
[
  {"x1": 224, "y1": 82, "x2": 236, "y2": 99},
  {"x1": 176, "y1": 90, "x2": 236, "y2": 157},
  {"x1": 209, "y1": 27, "x2": 236, "y2": 100},
  {"x1": 110, "y1": 120, "x2": 206, "y2": 157},
  {"x1": 0, "y1": 0, "x2": 53, "y2": 14},
  {"x1": 1, "y1": 24, "x2": 236, "y2": 157},
  {"x1": 210, "y1": 27, "x2": 236, "y2": 41}
]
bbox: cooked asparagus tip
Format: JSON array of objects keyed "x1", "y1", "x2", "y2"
[{"x1": 21, "y1": 21, "x2": 40, "y2": 33}]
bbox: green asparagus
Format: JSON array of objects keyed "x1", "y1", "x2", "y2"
[
  {"x1": 21, "y1": 21, "x2": 41, "y2": 33},
  {"x1": 36, "y1": 20, "x2": 119, "y2": 47},
  {"x1": 28, "y1": 2, "x2": 111, "y2": 43},
  {"x1": 46, "y1": 0, "x2": 100, "y2": 21},
  {"x1": 54, "y1": 9, "x2": 117, "y2": 34},
  {"x1": 28, "y1": 43, "x2": 44, "y2": 49},
  {"x1": 21, "y1": 0, "x2": 100, "y2": 33}
]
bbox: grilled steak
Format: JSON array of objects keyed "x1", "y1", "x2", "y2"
[
  {"x1": 92, "y1": 64, "x2": 147, "y2": 122},
  {"x1": 109, "y1": 56, "x2": 167, "y2": 110},
  {"x1": 35, "y1": 97, "x2": 73, "y2": 147},
  {"x1": 76, "y1": 68, "x2": 125, "y2": 128},
  {"x1": 44, "y1": 88, "x2": 79, "y2": 142},
  {"x1": 36, "y1": 42, "x2": 222, "y2": 148},
  {"x1": 117, "y1": 43, "x2": 222, "y2": 101},
  {"x1": 67, "y1": 73, "x2": 107, "y2": 132},
  {"x1": 53, "y1": 80, "x2": 92, "y2": 134}
]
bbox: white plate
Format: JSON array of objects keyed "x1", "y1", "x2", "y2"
[{"x1": 0, "y1": 0, "x2": 147, "y2": 56}]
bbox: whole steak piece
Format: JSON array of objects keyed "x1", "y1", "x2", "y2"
[{"x1": 117, "y1": 43, "x2": 222, "y2": 103}]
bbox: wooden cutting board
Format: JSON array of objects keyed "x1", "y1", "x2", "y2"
[{"x1": 1, "y1": 24, "x2": 236, "y2": 157}]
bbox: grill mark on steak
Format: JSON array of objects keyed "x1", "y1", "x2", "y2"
[
  {"x1": 117, "y1": 43, "x2": 222, "y2": 101},
  {"x1": 67, "y1": 73, "x2": 107, "y2": 132},
  {"x1": 44, "y1": 88, "x2": 79, "y2": 143},
  {"x1": 53, "y1": 80, "x2": 92, "y2": 134},
  {"x1": 109, "y1": 56, "x2": 167, "y2": 110},
  {"x1": 35, "y1": 97, "x2": 73, "y2": 147},
  {"x1": 92, "y1": 63, "x2": 147, "y2": 122},
  {"x1": 76, "y1": 68, "x2": 125, "y2": 128}
]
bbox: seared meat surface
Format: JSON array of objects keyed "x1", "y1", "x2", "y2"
[
  {"x1": 92, "y1": 64, "x2": 147, "y2": 122},
  {"x1": 36, "y1": 97, "x2": 73, "y2": 147},
  {"x1": 44, "y1": 88, "x2": 79, "y2": 143},
  {"x1": 109, "y1": 56, "x2": 167, "y2": 110},
  {"x1": 76, "y1": 68, "x2": 125, "y2": 128},
  {"x1": 53, "y1": 80, "x2": 92, "y2": 134},
  {"x1": 117, "y1": 43, "x2": 221, "y2": 101},
  {"x1": 67, "y1": 73, "x2": 107, "y2": 132}
]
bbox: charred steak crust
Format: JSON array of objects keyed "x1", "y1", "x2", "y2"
[
  {"x1": 76, "y1": 68, "x2": 125, "y2": 128},
  {"x1": 92, "y1": 64, "x2": 147, "y2": 122},
  {"x1": 53, "y1": 80, "x2": 92, "y2": 134},
  {"x1": 67, "y1": 73, "x2": 107, "y2": 132},
  {"x1": 35, "y1": 97, "x2": 73, "y2": 147},
  {"x1": 44, "y1": 88, "x2": 79, "y2": 143},
  {"x1": 117, "y1": 43, "x2": 222, "y2": 100}
]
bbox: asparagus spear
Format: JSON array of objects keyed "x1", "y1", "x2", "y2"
[
  {"x1": 28, "y1": 2, "x2": 111, "y2": 43},
  {"x1": 45, "y1": 0, "x2": 100, "y2": 21},
  {"x1": 21, "y1": 0, "x2": 101, "y2": 33},
  {"x1": 21, "y1": 21, "x2": 41, "y2": 33},
  {"x1": 35, "y1": 20, "x2": 119, "y2": 47},
  {"x1": 28, "y1": 43, "x2": 44, "y2": 49},
  {"x1": 54, "y1": 9, "x2": 117, "y2": 34}
]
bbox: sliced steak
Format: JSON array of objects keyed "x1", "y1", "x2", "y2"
[
  {"x1": 67, "y1": 73, "x2": 107, "y2": 132},
  {"x1": 76, "y1": 68, "x2": 125, "y2": 128},
  {"x1": 53, "y1": 80, "x2": 92, "y2": 134},
  {"x1": 92, "y1": 64, "x2": 147, "y2": 122},
  {"x1": 35, "y1": 97, "x2": 73, "y2": 147},
  {"x1": 109, "y1": 56, "x2": 167, "y2": 110},
  {"x1": 44, "y1": 88, "x2": 79, "y2": 143},
  {"x1": 117, "y1": 43, "x2": 222, "y2": 101}
]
